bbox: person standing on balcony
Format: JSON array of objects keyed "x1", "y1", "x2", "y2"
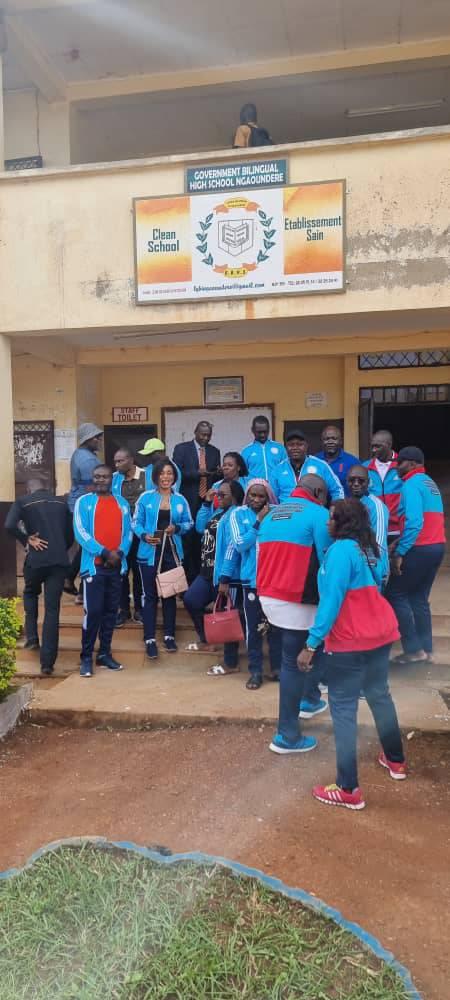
[
  {"x1": 65, "y1": 423, "x2": 103, "y2": 601},
  {"x1": 364, "y1": 430, "x2": 402, "y2": 546},
  {"x1": 173, "y1": 422, "x2": 221, "y2": 582},
  {"x1": 74, "y1": 465, "x2": 132, "y2": 678},
  {"x1": 317, "y1": 425, "x2": 359, "y2": 497},
  {"x1": 6, "y1": 477, "x2": 73, "y2": 676},
  {"x1": 233, "y1": 103, "x2": 273, "y2": 148},
  {"x1": 112, "y1": 448, "x2": 147, "y2": 626},
  {"x1": 241, "y1": 415, "x2": 287, "y2": 491},
  {"x1": 386, "y1": 446, "x2": 446, "y2": 665}
]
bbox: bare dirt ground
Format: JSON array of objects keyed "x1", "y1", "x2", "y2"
[{"x1": 0, "y1": 721, "x2": 448, "y2": 1000}]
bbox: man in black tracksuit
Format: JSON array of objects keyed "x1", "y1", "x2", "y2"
[{"x1": 6, "y1": 478, "x2": 73, "y2": 675}]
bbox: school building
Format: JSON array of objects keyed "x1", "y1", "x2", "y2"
[{"x1": 0, "y1": 0, "x2": 450, "y2": 587}]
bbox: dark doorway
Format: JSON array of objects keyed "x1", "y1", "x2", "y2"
[
  {"x1": 103, "y1": 424, "x2": 158, "y2": 469},
  {"x1": 283, "y1": 418, "x2": 344, "y2": 456},
  {"x1": 373, "y1": 403, "x2": 450, "y2": 517}
]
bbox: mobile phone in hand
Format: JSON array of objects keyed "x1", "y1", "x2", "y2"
[{"x1": 154, "y1": 528, "x2": 164, "y2": 540}]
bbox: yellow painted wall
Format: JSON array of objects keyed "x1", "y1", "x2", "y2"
[
  {"x1": 99, "y1": 355, "x2": 344, "y2": 442},
  {"x1": 12, "y1": 356, "x2": 77, "y2": 493},
  {"x1": 4, "y1": 91, "x2": 71, "y2": 168},
  {"x1": 0, "y1": 130, "x2": 449, "y2": 335}
]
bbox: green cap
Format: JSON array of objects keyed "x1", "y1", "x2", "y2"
[{"x1": 138, "y1": 437, "x2": 165, "y2": 456}]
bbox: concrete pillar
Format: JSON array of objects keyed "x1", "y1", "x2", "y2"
[
  {"x1": 0, "y1": 54, "x2": 4, "y2": 168},
  {"x1": 0, "y1": 334, "x2": 15, "y2": 501},
  {"x1": 0, "y1": 334, "x2": 17, "y2": 594},
  {"x1": 343, "y1": 354, "x2": 360, "y2": 455}
]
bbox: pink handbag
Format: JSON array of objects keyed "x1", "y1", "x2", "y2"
[
  {"x1": 155, "y1": 535, "x2": 188, "y2": 598},
  {"x1": 204, "y1": 595, "x2": 244, "y2": 645}
]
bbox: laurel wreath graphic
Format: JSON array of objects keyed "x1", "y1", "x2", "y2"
[{"x1": 195, "y1": 209, "x2": 276, "y2": 268}]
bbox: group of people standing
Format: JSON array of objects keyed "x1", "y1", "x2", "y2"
[{"x1": 6, "y1": 415, "x2": 445, "y2": 810}]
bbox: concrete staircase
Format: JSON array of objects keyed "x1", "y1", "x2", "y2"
[{"x1": 15, "y1": 596, "x2": 197, "y2": 677}]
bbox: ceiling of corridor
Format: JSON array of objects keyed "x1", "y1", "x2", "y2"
[{"x1": 4, "y1": 0, "x2": 450, "y2": 89}]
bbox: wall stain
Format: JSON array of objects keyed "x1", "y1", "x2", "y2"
[
  {"x1": 349, "y1": 258, "x2": 450, "y2": 291},
  {"x1": 348, "y1": 226, "x2": 450, "y2": 258}
]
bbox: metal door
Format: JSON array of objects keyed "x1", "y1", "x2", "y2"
[{"x1": 13, "y1": 420, "x2": 56, "y2": 576}]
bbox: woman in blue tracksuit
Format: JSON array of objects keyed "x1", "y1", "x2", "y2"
[
  {"x1": 183, "y1": 480, "x2": 245, "y2": 675},
  {"x1": 296, "y1": 499, "x2": 406, "y2": 812},
  {"x1": 133, "y1": 458, "x2": 193, "y2": 659},
  {"x1": 206, "y1": 452, "x2": 248, "y2": 514},
  {"x1": 228, "y1": 478, "x2": 282, "y2": 689}
]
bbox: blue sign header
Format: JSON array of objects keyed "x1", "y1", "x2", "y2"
[{"x1": 186, "y1": 159, "x2": 288, "y2": 194}]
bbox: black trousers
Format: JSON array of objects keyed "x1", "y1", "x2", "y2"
[
  {"x1": 120, "y1": 533, "x2": 142, "y2": 613},
  {"x1": 81, "y1": 567, "x2": 122, "y2": 660},
  {"x1": 23, "y1": 563, "x2": 66, "y2": 670}
]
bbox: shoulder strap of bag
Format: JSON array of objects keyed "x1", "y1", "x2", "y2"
[{"x1": 157, "y1": 532, "x2": 181, "y2": 574}]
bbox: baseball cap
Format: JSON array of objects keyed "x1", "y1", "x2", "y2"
[
  {"x1": 138, "y1": 437, "x2": 166, "y2": 456},
  {"x1": 397, "y1": 446, "x2": 425, "y2": 464},
  {"x1": 78, "y1": 422, "x2": 103, "y2": 446},
  {"x1": 285, "y1": 428, "x2": 307, "y2": 442}
]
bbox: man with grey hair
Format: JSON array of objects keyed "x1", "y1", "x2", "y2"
[{"x1": 65, "y1": 422, "x2": 103, "y2": 598}]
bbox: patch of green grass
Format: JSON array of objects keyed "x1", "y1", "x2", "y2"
[{"x1": 0, "y1": 846, "x2": 410, "y2": 1000}]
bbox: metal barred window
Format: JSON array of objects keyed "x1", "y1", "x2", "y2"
[
  {"x1": 358, "y1": 349, "x2": 450, "y2": 370},
  {"x1": 360, "y1": 385, "x2": 450, "y2": 404}
]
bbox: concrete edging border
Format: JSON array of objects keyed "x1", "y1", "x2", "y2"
[{"x1": 0, "y1": 835, "x2": 422, "y2": 999}]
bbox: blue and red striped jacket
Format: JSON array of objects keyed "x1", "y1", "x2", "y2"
[
  {"x1": 363, "y1": 455, "x2": 402, "y2": 535},
  {"x1": 256, "y1": 487, "x2": 330, "y2": 604},
  {"x1": 307, "y1": 539, "x2": 400, "y2": 653},
  {"x1": 396, "y1": 467, "x2": 445, "y2": 555}
]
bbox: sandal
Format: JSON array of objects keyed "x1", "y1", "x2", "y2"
[
  {"x1": 185, "y1": 642, "x2": 218, "y2": 654},
  {"x1": 207, "y1": 663, "x2": 240, "y2": 676},
  {"x1": 246, "y1": 674, "x2": 263, "y2": 690},
  {"x1": 391, "y1": 652, "x2": 428, "y2": 665}
]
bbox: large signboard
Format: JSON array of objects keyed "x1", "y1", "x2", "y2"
[
  {"x1": 185, "y1": 159, "x2": 288, "y2": 193},
  {"x1": 133, "y1": 180, "x2": 345, "y2": 305}
]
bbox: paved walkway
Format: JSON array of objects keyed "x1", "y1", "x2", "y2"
[{"x1": 16, "y1": 573, "x2": 450, "y2": 732}]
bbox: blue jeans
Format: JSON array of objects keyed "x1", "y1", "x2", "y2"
[
  {"x1": 386, "y1": 543, "x2": 444, "y2": 653},
  {"x1": 278, "y1": 629, "x2": 323, "y2": 743},
  {"x1": 243, "y1": 587, "x2": 282, "y2": 676},
  {"x1": 327, "y1": 643, "x2": 404, "y2": 789},
  {"x1": 81, "y1": 566, "x2": 122, "y2": 660},
  {"x1": 183, "y1": 575, "x2": 240, "y2": 669}
]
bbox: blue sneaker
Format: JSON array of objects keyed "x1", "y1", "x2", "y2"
[
  {"x1": 269, "y1": 733, "x2": 317, "y2": 754},
  {"x1": 80, "y1": 659, "x2": 93, "y2": 678},
  {"x1": 96, "y1": 653, "x2": 123, "y2": 671},
  {"x1": 299, "y1": 698, "x2": 328, "y2": 719}
]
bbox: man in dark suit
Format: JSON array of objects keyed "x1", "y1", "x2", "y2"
[{"x1": 173, "y1": 421, "x2": 221, "y2": 581}]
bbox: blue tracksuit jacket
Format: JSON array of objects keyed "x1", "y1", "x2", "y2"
[
  {"x1": 73, "y1": 492, "x2": 132, "y2": 577},
  {"x1": 360, "y1": 493, "x2": 389, "y2": 586},
  {"x1": 273, "y1": 456, "x2": 343, "y2": 504},
  {"x1": 241, "y1": 439, "x2": 287, "y2": 488},
  {"x1": 195, "y1": 503, "x2": 240, "y2": 587},
  {"x1": 227, "y1": 505, "x2": 261, "y2": 587},
  {"x1": 316, "y1": 449, "x2": 360, "y2": 496},
  {"x1": 307, "y1": 539, "x2": 399, "y2": 653},
  {"x1": 195, "y1": 503, "x2": 240, "y2": 585},
  {"x1": 133, "y1": 490, "x2": 193, "y2": 566}
]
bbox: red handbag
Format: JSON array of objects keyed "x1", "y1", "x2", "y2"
[{"x1": 204, "y1": 595, "x2": 244, "y2": 645}]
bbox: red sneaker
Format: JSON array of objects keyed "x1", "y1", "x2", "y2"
[
  {"x1": 312, "y1": 783, "x2": 365, "y2": 811},
  {"x1": 378, "y1": 752, "x2": 407, "y2": 781}
]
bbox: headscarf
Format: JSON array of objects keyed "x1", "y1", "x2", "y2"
[{"x1": 244, "y1": 478, "x2": 278, "y2": 506}]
